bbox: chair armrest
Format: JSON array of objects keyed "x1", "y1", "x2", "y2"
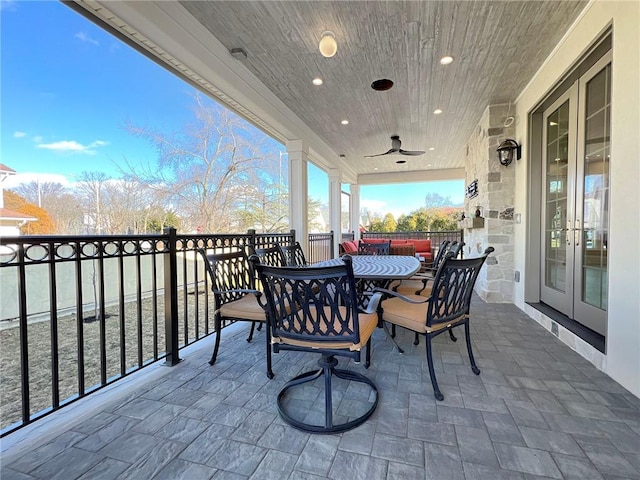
[
  {"x1": 359, "y1": 291, "x2": 384, "y2": 314},
  {"x1": 211, "y1": 287, "x2": 263, "y2": 299},
  {"x1": 373, "y1": 287, "x2": 430, "y2": 304}
]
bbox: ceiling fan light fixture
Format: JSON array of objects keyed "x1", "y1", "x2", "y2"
[
  {"x1": 319, "y1": 31, "x2": 337, "y2": 58},
  {"x1": 371, "y1": 79, "x2": 394, "y2": 91},
  {"x1": 433, "y1": 108, "x2": 443, "y2": 115},
  {"x1": 440, "y1": 55, "x2": 454, "y2": 65}
]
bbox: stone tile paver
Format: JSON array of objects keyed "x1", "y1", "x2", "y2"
[{"x1": 2, "y1": 299, "x2": 639, "y2": 480}]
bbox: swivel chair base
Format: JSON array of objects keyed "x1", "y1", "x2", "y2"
[{"x1": 277, "y1": 355, "x2": 378, "y2": 434}]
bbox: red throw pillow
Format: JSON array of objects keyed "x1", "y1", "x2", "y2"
[{"x1": 342, "y1": 241, "x2": 358, "y2": 253}]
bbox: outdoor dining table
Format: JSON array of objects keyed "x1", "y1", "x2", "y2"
[
  {"x1": 314, "y1": 254, "x2": 421, "y2": 280},
  {"x1": 314, "y1": 254, "x2": 421, "y2": 351}
]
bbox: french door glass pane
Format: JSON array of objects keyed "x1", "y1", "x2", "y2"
[
  {"x1": 545, "y1": 100, "x2": 570, "y2": 292},
  {"x1": 581, "y1": 65, "x2": 610, "y2": 310}
]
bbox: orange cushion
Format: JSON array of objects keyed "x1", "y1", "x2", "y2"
[
  {"x1": 411, "y1": 239, "x2": 431, "y2": 253},
  {"x1": 390, "y1": 240, "x2": 409, "y2": 246},
  {"x1": 362, "y1": 238, "x2": 387, "y2": 244}
]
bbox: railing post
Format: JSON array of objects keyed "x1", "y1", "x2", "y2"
[
  {"x1": 330, "y1": 230, "x2": 335, "y2": 259},
  {"x1": 163, "y1": 227, "x2": 181, "y2": 366},
  {"x1": 248, "y1": 228, "x2": 256, "y2": 249},
  {"x1": 290, "y1": 229, "x2": 296, "y2": 245}
]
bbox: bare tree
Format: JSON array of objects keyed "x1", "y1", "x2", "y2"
[
  {"x1": 13, "y1": 181, "x2": 66, "y2": 208},
  {"x1": 11, "y1": 182, "x2": 83, "y2": 234},
  {"x1": 75, "y1": 171, "x2": 109, "y2": 234},
  {"x1": 124, "y1": 95, "x2": 284, "y2": 233}
]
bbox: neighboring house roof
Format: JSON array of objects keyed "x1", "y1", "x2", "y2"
[
  {"x1": 0, "y1": 164, "x2": 16, "y2": 175},
  {"x1": 0, "y1": 208, "x2": 37, "y2": 222}
]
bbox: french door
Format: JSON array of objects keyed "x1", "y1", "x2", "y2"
[{"x1": 541, "y1": 53, "x2": 611, "y2": 336}]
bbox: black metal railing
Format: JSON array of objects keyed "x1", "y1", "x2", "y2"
[
  {"x1": 361, "y1": 230, "x2": 464, "y2": 245},
  {"x1": 307, "y1": 232, "x2": 335, "y2": 264},
  {"x1": 0, "y1": 228, "x2": 334, "y2": 436},
  {"x1": 341, "y1": 231, "x2": 355, "y2": 242}
]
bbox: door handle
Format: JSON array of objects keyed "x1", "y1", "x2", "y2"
[
  {"x1": 566, "y1": 220, "x2": 572, "y2": 246},
  {"x1": 575, "y1": 219, "x2": 581, "y2": 246}
]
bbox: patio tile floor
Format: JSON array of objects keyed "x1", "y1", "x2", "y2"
[{"x1": 2, "y1": 298, "x2": 639, "y2": 480}]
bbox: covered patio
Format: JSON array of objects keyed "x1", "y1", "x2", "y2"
[
  {"x1": 1, "y1": 0, "x2": 639, "y2": 477},
  {"x1": 3, "y1": 299, "x2": 639, "y2": 479}
]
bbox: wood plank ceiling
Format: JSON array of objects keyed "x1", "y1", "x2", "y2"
[{"x1": 180, "y1": 1, "x2": 587, "y2": 175}]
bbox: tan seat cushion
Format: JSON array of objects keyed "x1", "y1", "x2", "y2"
[
  {"x1": 393, "y1": 280, "x2": 433, "y2": 297},
  {"x1": 382, "y1": 295, "x2": 466, "y2": 334},
  {"x1": 219, "y1": 294, "x2": 266, "y2": 321},
  {"x1": 273, "y1": 306, "x2": 377, "y2": 352}
]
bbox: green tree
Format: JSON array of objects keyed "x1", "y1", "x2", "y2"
[
  {"x1": 382, "y1": 213, "x2": 397, "y2": 232},
  {"x1": 147, "y1": 211, "x2": 180, "y2": 232}
]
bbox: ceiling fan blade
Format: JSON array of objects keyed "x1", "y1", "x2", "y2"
[
  {"x1": 364, "y1": 148, "x2": 398, "y2": 158},
  {"x1": 399, "y1": 149, "x2": 425, "y2": 156}
]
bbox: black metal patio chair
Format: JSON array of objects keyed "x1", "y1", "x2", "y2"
[
  {"x1": 278, "y1": 241, "x2": 309, "y2": 266},
  {"x1": 251, "y1": 255, "x2": 382, "y2": 434},
  {"x1": 358, "y1": 240, "x2": 390, "y2": 255},
  {"x1": 198, "y1": 248, "x2": 273, "y2": 378},
  {"x1": 392, "y1": 239, "x2": 452, "y2": 297},
  {"x1": 248, "y1": 244, "x2": 287, "y2": 267},
  {"x1": 378, "y1": 247, "x2": 494, "y2": 401}
]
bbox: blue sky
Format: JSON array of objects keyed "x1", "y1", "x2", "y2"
[{"x1": 1, "y1": 1, "x2": 463, "y2": 217}]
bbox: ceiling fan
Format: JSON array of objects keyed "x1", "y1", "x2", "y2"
[{"x1": 364, "y1": 135, "x2": 425, "y2": 158}]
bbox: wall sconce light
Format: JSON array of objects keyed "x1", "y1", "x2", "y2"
[
  {"x1": 497, "y1": 138, "x2": 521, "y2": 167},
  {"x1": 319, "y1": 31, "x2": 337, "y2": 58}
]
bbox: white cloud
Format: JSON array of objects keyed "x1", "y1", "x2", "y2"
[
  {"x1": 32, "y1": 136, "x2": 43, "y2": 143},
  {"x1": 3, "y1": 172, "x2": 74, "y2": 189},
  {"x1": 13, "y1": 131, "x2": 26, "y2": 138},
  {"x1": 75, "y1": 32, "x2": 99, "y2": 46},
  {"x1": 36, "y1": 139, "x2": 108, "y2": 155},
  {"x1": 360, "y1": 199, "x2": 387, "y2": 211}
]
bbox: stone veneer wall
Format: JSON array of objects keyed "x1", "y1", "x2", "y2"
[{"x1": 462, "y1": 104, "x2": 516, "y2": 303}]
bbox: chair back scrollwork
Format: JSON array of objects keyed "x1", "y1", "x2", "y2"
[
  {"x1": 427, "y1": 247, "x2": 493, "y2": 329},
  {"x1": 358, "y1": 241, "x2": 390, "y2": 256},
  {"x1": 278, "y1": 241, "x2": 309, "y2": 267},
  {"x1": 252, "y1": 256, "x2": 361, "y2": 349}
]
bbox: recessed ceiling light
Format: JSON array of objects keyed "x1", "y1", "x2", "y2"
[
  {"x1": 428, "y1": 147, "x2": 435, "y2": 151},
  {"x1": 427, "y1": 164, "x2": 432, "y2": 167},
  {"x1": 374, "y1": 167, "x2": 379, "y2": 171},
  {"x1": 341, "y1": 119, "x2": 349, "y2": 125},
  {"x1": 395, "y1": 159, "x2": 407, "y2": 164},
  {"x1": 312, "y1": 78, "x2": 323, "y2": 86},
  {"x1": 440, "y1": 56, "x2": 454, "y2": 65},
  {"x1": 433, "y1": 109, "x2": 443, "y2": 115}
]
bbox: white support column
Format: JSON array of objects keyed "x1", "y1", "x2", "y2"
[
  {"x1": 328, "y1": 168, "x2": 342, "y2": 257},
  {"x1": 287, "y1": 139, "x2": 309, "y2": 250},
  {"x1": 350, "y1": 184, "x2": 360, "y2": 241}
]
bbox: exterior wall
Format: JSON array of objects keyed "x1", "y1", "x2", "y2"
[
  {"x1": 462, "y1": 105, "x2": 516, "y2": 303},
  {"x1": 0, "y1": 225, "x2": 21, "y2": 236},
  {"x1": 514, "y1": 1, "x2": 640, "y2": 396}
]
